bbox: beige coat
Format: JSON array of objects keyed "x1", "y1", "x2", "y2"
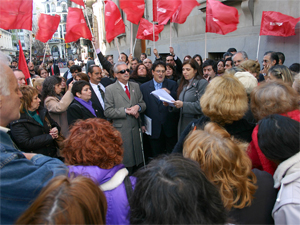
[{"x1": 44, "y1": 90, "x2": 73, "y2": 137}]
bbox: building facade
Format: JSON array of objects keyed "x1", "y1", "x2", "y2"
[
  {"x1": 0, "y1": 29, "x2": 17, "y2": 57},
  {"x1": 94, "y1": 0, "x2": 300, "y2": 67}
]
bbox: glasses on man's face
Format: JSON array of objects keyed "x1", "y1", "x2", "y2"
[
  {"x1": 262, "y1": 60, "x2": 269, "y2": 63},
  {"x1": 118, "y1": 69, "x2": 130, "y2": 74},
  {"x1": 155, "y1": 70, "x2": 165, "y2": 74}
]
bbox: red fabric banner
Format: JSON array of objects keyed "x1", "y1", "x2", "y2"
[
  {"x1": 70, "y1": 0, "x2": 85, "y2": 7},
  {"x1": 36, "y1": 14, "x2": 60, "y2": 43},
  {"x1": 104, "y1": 0, "x2": 126, "y2": 43},
  {"x1": 156, "y1": 0, "x2": 181, "y2": 25},
  {"x1": 18, "y1": 40, "x2": 30, "y2": 85},
  {"x1": 136, "y1": 18, "x2": 164, "y2": 41},
  {"x1": 206, "y1": 0, "x2": 239, "y2": 35},
  {"x1": 65, "y1": 8, "x2": 92, "y2": 43},
  {"x1": 120, "y1": 0, "x2": 145, "y2": 24},
  {"x1": 0, "y1": 0, "x2": 33, "y2": 30},
  {"x1": 260, "y1": 11, "x2": 300, "y2": 37},
  {"x1": 171, "y1": 0, "x2": 200, "y2": 24}
]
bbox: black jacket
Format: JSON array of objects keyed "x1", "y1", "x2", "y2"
[
  {"x1": 67, "y1": 99, "x2": 102, "y2": 125},
  {"x1": 9, "y1": 107, "x2": 60, "y2": 157}
]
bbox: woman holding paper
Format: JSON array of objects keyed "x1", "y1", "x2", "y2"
[{"x1": 173, "y1": 59, "x2": 208, "y2": 137}]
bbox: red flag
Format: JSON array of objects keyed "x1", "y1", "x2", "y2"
[
  {"x1": 0, "y1": 0, "x2": 33, "y2": 30},
  {"x1": 153, "y1": 0, "x2": 158, "y2": 22},
  {"x1": 70, "y1": 0, "x2": 85, "y2": 7},
  {"x1": 36, "y1": 14, "x2": 60, "y2": 43},
  {"x1": 260, "y1": 11, "x2": 300, "y2": 37},
  {"x1": 65, "y1": 8, "x2": 92, "y2": 43},
  {"x1": 171, "y1": 0, "x2": 200, "y2": 24},
  {"x1": 156, "y1": 0, "x2": 181, "y2": 25},
  {"x1": 18, "y1": 40, "x2": 30, "y2": 85},
  {"x1": 136, "y1": 18, "x2": 164, "y2": 41},
  {"x1": 120, "y1": 0, "x2": 145, "y2": 25},
  {"x1": 206, "y1": 0, "x2": 239, "y2": 35},
  {"x1": 104, "y1": 0, "x2": 126, "y2": 43}
]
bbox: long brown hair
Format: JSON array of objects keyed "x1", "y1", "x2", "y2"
[
  {"x1": 183, "y1": 122, "x2": 257, "y2": 210},
  {"x1": 15, "y1": 175, "x2": 107, "y2": 224},
  {"x1": 177, "y1": 59, "x2": 203, "y2": 98}
]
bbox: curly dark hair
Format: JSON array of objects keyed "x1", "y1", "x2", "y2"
[
  {"x1": 41, "y1": 76, "x2": 62, "y2": 104},
  {"x1": 62, "y1": 118, "x2": 124, "y2": 169},
  {"x1": 130, "y1": 63, "x2": 152, "y2": 80}
]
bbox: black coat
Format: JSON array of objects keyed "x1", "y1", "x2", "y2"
[
  {"x1": 9, "y1": 107, "x2": 60, "y2": 157},
  {"x1": 48, "y1": 64, "x2": 60, "y2": 76},
  {"x1": 67, "y1": 99, "x2": 102, "y2": 125},
  {"x1": 140, "y1": 79, "x2": 179, "y2": 139}
]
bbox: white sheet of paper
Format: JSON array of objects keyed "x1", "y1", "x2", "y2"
[
  {"x1": 150, "y1": 89, "x2": 175, "y2": 107},
  {"x1": 144, "y1": 115, "x2": 152, "y2": 136}
]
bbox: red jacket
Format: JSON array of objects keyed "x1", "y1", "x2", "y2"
[{"x1": 248, "y1": 109, "x2": 300, "y2": 175}]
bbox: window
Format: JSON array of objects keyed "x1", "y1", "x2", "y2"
[
  {"x1": 46, "y1": 4, "x2": 50, "y2": 13},
  {"x1": 51, "y1": 3, "x2": 56, "y2": 13},
  {"x1": 62, "y1": 4, "x2": 67, "y2": 12}
]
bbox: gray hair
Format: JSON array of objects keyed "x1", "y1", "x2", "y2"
[
  {"x1": 0, "y1": 64, "x2": 11, "y2": 96},
  {"x1": 113, "y1": 61, "x2": 127, "y2": 74},
  {"x1": 233, "y1": 51, "x2": 248, "y2": 60},
  {"x1": 0, "y1": 51, "x2": 12, "y2": 66}
]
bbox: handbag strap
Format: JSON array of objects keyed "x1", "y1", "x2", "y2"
[{"x1": 124, "y1": 176, "x2": 133, "y2": 201}]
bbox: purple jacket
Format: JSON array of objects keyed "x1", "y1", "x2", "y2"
[{"x1": 68, "y1": 164, "x2": 135, "y2": 225}]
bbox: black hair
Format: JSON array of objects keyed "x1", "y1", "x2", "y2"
[
  {"x1": 276, "y1": 52, "x2": 285, "y2": 64},
  {"x1": 41, "y1": 76, "x2": 62, "y2": 104},
  {"x1": 289, "y1": 63, "x2": 300, "y2": 73},
  {"x1": 152, "y1": 60, "x2": 166, "y2": 71},
  {"x1": 70, "y1": 65, "x2": 81, "y2": 73},
  {"x1": 88, "y1": 65, "x2": 100, "y2": 74},
  {"x1": 129, "y1": 154, "x2": 227, "y2": 224},
  {"x1": 193, "y1": 54, "x2": 203, "y2": 63},
  {"x1": 227, "y1": 48, "x2": 237, "y2": 53},
  {"x1": 120, "y1": 52, "x2": 128, "y2": 62},
  {"x1": 258, "y1": 114, "x2": 300, "y2": 163},
  {"x1": 71, "y1": 80, "x2": 90, "y2": 96},
  {"x1": 202, "y1": 59, "x2": 217, "y2": 73},
  {"x1": 132, "y1": 57, "x2": 139, "y2": 62},
  {"x1": 225, "y1": 57, "x2": 233, "y2": 64},
  {"x1": 141, "y1": 53, "x2": 147, "y2": 58},
  {"x1": 67, "y1": 60, "x2": 73, "y2": 67},
  {"x1": 270, "y1": 52, "x2": 279, "y2": 65},
  {"x1": 223, "y1": 52, "x2": 233, "y2": 59}
]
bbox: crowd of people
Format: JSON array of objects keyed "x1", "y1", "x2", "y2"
[{"x1": 0, "y1": 42, "x2": 300, "y2": 224}]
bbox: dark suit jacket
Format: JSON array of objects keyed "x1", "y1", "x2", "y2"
[
  {"x1": 89, "y1": 78, "x2": 113, "y2": 119},
  {"x1": 97, "y1": 52, "x2": 114, "y2": 78},
  {"x1": 140, "y1": 79, "x2": 179, "y2": 139},
  {"x1": 63, "y1": 70, "x2": 69, "y2": 80},
  {"x1": 48, "y1": 64, "x2": 60, "y2": 76},
  {"x1": 67, "y1": 99, "x2": 102, "y2": 125}
]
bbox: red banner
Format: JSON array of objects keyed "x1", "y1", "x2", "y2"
[
  {"x1": 18, "y1": 40, "x2": 31, "y2": 85},
  {"x1": 120, "y1": 0, "x2": 145, "y2": 24},
  {"x1": 136, "y1": 18, "x2": 164, "y2": 41},
  {"x1": 171, "y1": 0, "x2": 200, "y2": 24},
  {"x1": 260, "y1": 11, "x2": 300, "y2": 37},
  {"x1": 206, "y1": 0, "x2": 239, "y2": 35},
  {"x1": 0, "y1": 0, "x2": 33, "y2": 30},
  {"x1": 36, "y1": 14, "x2": 60, "y2": 43}
]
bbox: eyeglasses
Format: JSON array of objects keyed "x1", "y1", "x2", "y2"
[
  {"x1": 155, "y1": 70, "x2": 165, "y2": 74},
  {"x1": 118, "y1": 69, "x2": 130, "y2": 74}
]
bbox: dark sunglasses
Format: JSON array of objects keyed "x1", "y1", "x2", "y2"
[{"x1": 118, "y1": 69, "x2": 130, "y2": 74}]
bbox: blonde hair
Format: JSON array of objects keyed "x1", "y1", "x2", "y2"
[
  {"x1": 32, "y1": 78, "x2": 45, "y2": 89},
  {"x1": 268, "y1": 65, "x2": 294, "y2": 86},
  {"x1": 183, "y1": 122, "x2": 257, "y2": 209},
  {"x1": 293, "y1": 73, "x2": 300, "y2": 95},
  {"x1": 240, "y1": 60, "x2": 260, "y2": 77},
  {"x1": 200, "y1": 75, "x2": 248, "y2": 125},
  {"x1": 250, "y1": 80, "x2": 299, "y2": 121}
]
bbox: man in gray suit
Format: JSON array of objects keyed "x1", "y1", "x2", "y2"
[{"x1": 104, "y1": 62, "x2": 146, "y2": 173}]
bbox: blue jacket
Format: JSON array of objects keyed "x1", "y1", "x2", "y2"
[
  {"x1": 140, "y1": 79, "x2": 179, "y2": 139},
  {"x1": 0, "y1": 130, "x2": 67, "y2": 224}
]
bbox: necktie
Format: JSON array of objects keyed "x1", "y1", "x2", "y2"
[
  {"x1": 51, "y1": 65, "x2": 54, "y2": 75},
  {"x1": 125, "y1": 85, "x2": 130, "y2": 99},
  {"x1": 98, "y1": 85, "x2": 105, "y2": 101}
]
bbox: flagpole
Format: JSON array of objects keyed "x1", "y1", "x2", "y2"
[
  {"x1": 115, "y1": 37, "x2": 121, "y2": 56},
  {"x1": 130, "y1": 23, "x2": 133, "y2": 55},
  {"x1": 29, "y1": 31, "x2": 32, "y2": 62},
  {"x1": 256, "y1": 36, "x2": 261, "y2": 61},
  {"x1": 83, "y1": 5, "x2": 97, "y2": 57},
  {"x1": 204, "y1": 32, "x2": 207, "y2": 60},
  {"x1": 133, "y1": 38, "x2": 137, "y2": 56},
  {"x1": 170, "y1": 22, "x2": 172, "y2": 47},
  {"x1": 43, "y1": 42, "x2": 48, "y2": 64},
  {"x1": 153, "y1": 22, "x2": 155, "y2": 49}
]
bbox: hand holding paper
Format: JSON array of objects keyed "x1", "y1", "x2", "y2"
[{"x1": 151, "y1": 89, "x2": 176, "y2": 107}]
